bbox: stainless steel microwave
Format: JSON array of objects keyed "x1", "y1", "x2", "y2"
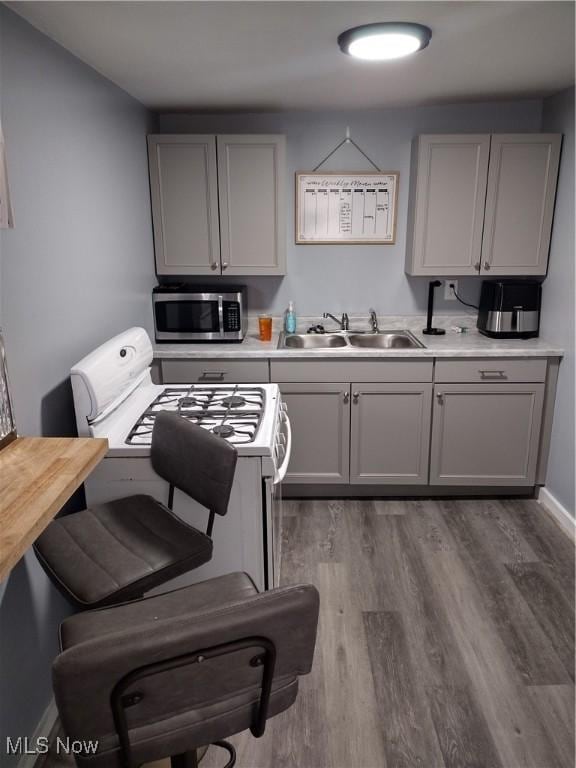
[{"x1": 153, "y1": 285, "x2": 246, "y2": 342}]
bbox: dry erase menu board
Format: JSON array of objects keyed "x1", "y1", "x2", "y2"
[{"x1": 296, "y1": 172, "x2": 399, "y2": 244}]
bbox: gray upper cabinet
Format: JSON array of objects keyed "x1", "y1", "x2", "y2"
[
  {"x1": 481, "y1": 134, "x2": 562, "y2": 275},
  {"x1": 279, "y1": 383, "x2": 350, "y2": 484},
  {"x1": 406, "y1": 133, "x2": 561, "y2": 277},
  {"x1": 430, "y1": 383, "x2": 545, "y2": 486},
  {"x1": 148, "y1": 134, "x2": 286, "y2": 276},
  {"x1": 148, "y1": 135, "x2": 220, "y2": 275},
  {"x1": 350, "y1": 383, "x2": 432, "y2": 485},
  {"x1": 406, "y1": 134, "x2": 491, "y2": 276},
  {"x1": 217, "y1": 135, "x2": 286, "y2": 275}
]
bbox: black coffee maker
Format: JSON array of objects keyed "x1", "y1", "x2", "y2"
[{"x1": 477, "y1": 280, "x2": 542, "y2": 339}]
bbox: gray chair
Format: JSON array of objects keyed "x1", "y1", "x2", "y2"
[
  {"x1": 52, "y1": 572, "x2": 320, "y2": 768},
  {"x1": 34, "y1": 412, "x2": 238, "y2": 609}
]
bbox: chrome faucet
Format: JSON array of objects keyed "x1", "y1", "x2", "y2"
[
  {"x1": 323, "y1": 312, "x2": 349, "y2": 331},
  {"x1": 369, "y1": 308, "x2": 379, "y2": 333}
]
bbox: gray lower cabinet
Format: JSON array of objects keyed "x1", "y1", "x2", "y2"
[
  {"x1": 430, "y1": 383, "x2": 545, "y2": 486},
  {"x1": 161, "y1": 359, "x2": 270, "y2": 384},
  {"x1": 350, "y1": 383, "x2": 432, "y2": 485},
  {"x1": 280, "y1": 383, "x2": 350, "y2": 484}
]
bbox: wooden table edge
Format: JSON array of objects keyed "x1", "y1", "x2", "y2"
[{"x1": 0, "y1": 437, "x2": 108, "y2": 582}]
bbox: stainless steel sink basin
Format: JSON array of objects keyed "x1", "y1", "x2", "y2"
[
  {"x1": 348, "y1": 331, "x2": 424, "y2": 349},
  {"x1": 279, "y1": 333, "x2": 348, "y2": 349},
  {"x1": 277, "y1": 329, "x2": 424, "y2": 350}
]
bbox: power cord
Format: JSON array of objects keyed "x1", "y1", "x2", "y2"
[{"x1": 450, "y1": 283, "x2": 479, "y2": 310}]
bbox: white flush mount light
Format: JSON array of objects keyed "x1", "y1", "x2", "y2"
[{"x1": 338, "y1": 22, "x2": 432, "y2": 61}]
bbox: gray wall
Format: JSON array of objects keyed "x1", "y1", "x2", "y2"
[
  {"x1": 0, "y1": 8, "x2": 156, "y2": 763},
  {"x1": 159, "y1": 99, "x2": 543, "y2": 315},
  {"x1": 541, "y1": 87, "x2": 575, "y2": 517}
]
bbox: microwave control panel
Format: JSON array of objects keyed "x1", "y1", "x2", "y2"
[{"x1": 223, "y1": 302, "x2": 242, "y2": 332}]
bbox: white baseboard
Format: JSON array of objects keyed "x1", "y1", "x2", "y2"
[
  {"x1": 538, "y1": 486, "x2": 576, "y2": 541},
  {"x1": 17, "y1": 699, "x2": 58, "y2": 768}
]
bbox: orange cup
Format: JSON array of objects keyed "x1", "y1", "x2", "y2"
[{"x1": 258, "y1": 315, "x2": 273, "y2": 342}]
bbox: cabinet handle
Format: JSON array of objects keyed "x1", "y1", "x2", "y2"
[
  {"x1": 343, "y1": 392, "x2": 350, "y2": 404},
  {"x1": 352, "y1": 392, "x2": 360, "y2": 403},
  {"x1": 479, "y1": 369, "x2": 507, "y2": 380},
  {"x1": 222, "y1": 262, "x2": 229, "y2": 270},
  {"x1": 474, "y1": 262, "x2": 481, "y2": 272},
  {"x1": 436, "y1": 392, "x2": 444, "y2": 404},
  {"x1": 484, "y1": 261, "x2": 491, "y2": 271},
  {"x1": 210, "y1": 262, "x2": 219, "y2": 271},
  {"x1": 201, "y1": 370, "x2": 227, "y2": 379}
]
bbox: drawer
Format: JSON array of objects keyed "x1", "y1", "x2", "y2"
[
  {"x1": 161, "y1": 359, "x2": 270, "y2": 384},
  {"x1": 435, "y1": 358, "x2": 547, "y2": 383},
  {"x1": 270, "y1": 360, "x2": 433, "y2": 383}
]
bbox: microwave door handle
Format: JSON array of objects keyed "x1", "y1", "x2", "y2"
[
  {"x1": 218, "y1": 296, "x2": 224, "y2": 338},
  {"x1": 273, "y1": 415, "x2": 292, "y2": 485}
]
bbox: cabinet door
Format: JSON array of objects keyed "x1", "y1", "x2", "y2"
[
  {"x1": 350, "y1": 383, "x2": 432, "y2": 484},
  {"x1": 279, "y1": 383, "x2": 349, "y2": 484},
  {"x1": 217, "y1": 135, "x2": 286, "y2": 275},
  {"x1": 481, "y1": 134, "x2": 561, "y2": 276},
  {"x1": 148, "y1": 135, "x2": 220, "y2": 275},
  {"x1": 430, "y1": 383, "x2": 544, "y2": 486},
  {"x1": 406, "y1": 135, "x2": 490, "y2": 276}
]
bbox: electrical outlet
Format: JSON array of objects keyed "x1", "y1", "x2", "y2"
[{"x1": 444, "y1": 279, "x2": 458, "y2": 301}]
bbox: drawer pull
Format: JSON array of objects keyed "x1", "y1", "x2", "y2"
[
  {"x1": 479, "y1": 370, "x2": 507, "y2": 380},
  {"x1": 210, "y1": 262, "x2": 219, "y2": 271},
  {"x1": 484, "y1": 262, "x2": 491, "y2": 271},
  {"x1": 352, "y1": 392, "x2": 360, "y2": 403},
  {"x1": 201, "y1": 370, "x2": 227, "y2": 379},
  {"x1": 436, "y1": 392, "x2": 444, "y2": 404},
  {"x1": 343, "y1": 392, "x2": 350, "y2": 404}
]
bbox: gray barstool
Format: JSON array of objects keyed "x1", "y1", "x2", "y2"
[
  {"x1": 34, "y1": 412, "x2": 237, "y2": 609},
  {"x1": 52, "y1": 572, "x2": 320, "y2": 768}
]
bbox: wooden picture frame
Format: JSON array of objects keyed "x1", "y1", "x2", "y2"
[
  {"x1": 295, "y1": 171, "x2": 399, "y2": 245},
  {"x1": 0, "y1": 332, "x2": 16, "y2": 450}
]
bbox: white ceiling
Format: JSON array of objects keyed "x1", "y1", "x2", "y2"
[{"x1": 8, "y1": 1, "x2": 576, "y2": 112}]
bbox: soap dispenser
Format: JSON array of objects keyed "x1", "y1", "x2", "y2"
[{"x1": 285, "y1": 301, "x2": 297, "y2": 334}]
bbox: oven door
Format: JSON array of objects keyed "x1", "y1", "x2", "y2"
[
  {"x1": 153, "y1": 293, "x2": 222, "y2": 341},
  {"x1": 264, "y1": 411, "x2": 292, "y2": 589}
]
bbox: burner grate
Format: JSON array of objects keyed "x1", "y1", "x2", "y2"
[{"x1": 125, "y1": 385, "x2": 265, "y2": 446}]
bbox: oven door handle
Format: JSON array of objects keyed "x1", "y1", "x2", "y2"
[{"x1": 273, "y1": 415, "x2": 292, "y2": 485}]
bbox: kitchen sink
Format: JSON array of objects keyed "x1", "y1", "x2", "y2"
[
  {"x1": 279, "y1": 333, "x2": 348, "y2": 349},
  {"x1": 278, "y1": 330, "x2": 424, "y2": 350},
  {"x1": 348, "y1": 331, "x2": 424, "y2": 349}
]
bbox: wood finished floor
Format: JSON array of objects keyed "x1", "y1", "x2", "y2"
[
  {"x1": 204, "y1": 498, "x2": 575, "y2": 768},
  {"x1": 42, "y1": 499, "x2": 574, "y2": 768}
]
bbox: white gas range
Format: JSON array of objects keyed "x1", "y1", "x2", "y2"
[{"x1": 71, "y1": 327, "x2": 291, "y2": 591}]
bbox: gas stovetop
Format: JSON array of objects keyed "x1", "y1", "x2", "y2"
[{"x1": 125, "y1": 384, "x2": 265, "y2": 446}]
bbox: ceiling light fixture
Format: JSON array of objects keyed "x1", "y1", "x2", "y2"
[{"x1": 338, "y1": 22, "x2": 432, "y2": 61}]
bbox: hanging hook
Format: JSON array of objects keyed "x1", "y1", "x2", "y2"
[{"x1": 312, "y1": 126, "x2": 381, "y2": 172}]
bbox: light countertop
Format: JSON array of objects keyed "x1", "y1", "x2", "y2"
[{"x1": 153, "y1": 315, "x2": 564, "y2": 360}]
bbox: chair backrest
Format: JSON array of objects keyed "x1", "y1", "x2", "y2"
[
  {"x1": 52, "y1": 582, "x2": 320, "y2": 768},
  {"x1": 150, "y1": 411, "x2": 238, "y2": 517}
]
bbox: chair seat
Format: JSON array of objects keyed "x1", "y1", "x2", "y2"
[
  {"x1": 34, "y1": 495, "x2": 213, "y2": 609},
  {"x1": 60, "y1": 571, "x2": 258, "y2": 650}
]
